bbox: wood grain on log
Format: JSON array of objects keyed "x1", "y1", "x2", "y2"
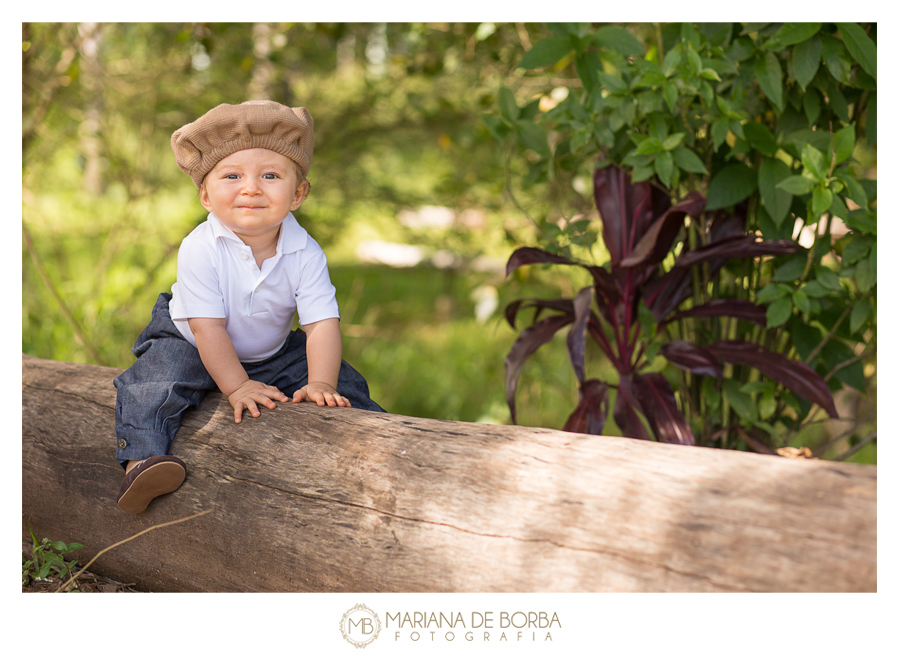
[{"x1": 22, "y1": 354, "x2": 876, "y2": 592}]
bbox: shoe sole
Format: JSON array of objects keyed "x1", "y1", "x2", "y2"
[{"x1": 117, "y1": 461, "x2": 186, "y2": 514}]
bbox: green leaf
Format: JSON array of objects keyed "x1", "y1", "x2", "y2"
[
  {"x1": 635, "y1": 137, "x2": 664, "y2": 155},
  {"x1": 672, "y1": 146, "x2": 707, "y2": 174},
  {"x1": 792, "y1": 288, "x2": 811, "y2": 315},
  {"x1": 836, "y1": 23, "x2": 876, "y2": 80},
  {"x1": 711, "y1": 118, "x2": 729, "y2": 151},
  {"x1": 593, "y1": 25, "x2": 645, "y2": 56},
  {"x1": 866, "y1": 91, "x2": 876, "y2": 146},
  {"x1": 822, "y1": 35, "x2": 852, "y2": 84},
  {"x1": 850, "y1": 299, "x2": 871, "y2": 334},
  {"x1": 756, "y1": 283, "x2": 792, "y2": 303},
  {"x1": 655, "y1": 150, "x2": 674, "y2": 187},
  {"x1": 519, "y1": 37, "x2": 572, "y2": 69},
  {"x1": 802, "y1": 89, "x2": 821, "y2": 126},
  {"x1": 662, "y1": 132, "x2": 685, "y2": 150},
  {"x1": 686, "y1": 43, "x2": 703, "y2": 74},
  {"x1": 498, "y1": 87, "x2": 519, "y2": 122},
  {"x1": 662, "y1": 46, "x2": 682, "y2": 76},
  {"x1": 801, "y1": 281, "x2": 832, "y2": 298},
  {"x1": 705, "y1": 163, "x2": 758, "y2": 210},
  {"x1": 815, "y1": 265, "x2": 842, "y2": 291},
  {"x1": 742, "y1": 121, "x2": 778, "y2": 156},
  {"x1": 832, "y1": 124, "x2": 856, "y2": 164},
  {"x1": 829, "y1": 193, "x2": 848, "y2": 221},
  {"x1": 662, "y1": 80, "x2": 678, "y2": 111},
  {"x1": 51, "y1": 540, "x2": 68, "y2": 552},
  {"x1": 812, "y1": 186, "x2": 833, "y2": 217},
  {"x1": 597, "y1": 71, "x2": 628, "y2": 94},
  {"x1": 773, "y1": 255, "x2": 807, "y2": 282},
  {"x1": 835, "y1": 172, "x2": 868, "y2": 209},
  {"x1": 724, "y1": 379, "x2": 758, "y2": 421},
  {"x1": 699, "y1": 68, "x2": 721, "y2": 81},
  {"x1": 766, "y1": 297, "x2": 793, "y2": 328},
  {"x1": 844, "y1": 209, "x2": 877, "y2": 235},
  {"x1": 855, "y1": 257, "x2": 875, "y2": 293},
  {"x1": 631, "y1": 164, "x2": 655, "y2": 182},
  {"x1": 777, "y1": 175, "x2": 815, "y2": 195},
  {"x1": 765, "y1": 23, "x2": 822, "y2": 48},
  {"x1": 801, "y1": 143, "x2": 828, "y2": 180},
  {"x1": 758, "y1": 157, "x2": 793, "y2": 227},
  {"x1": 515, "y1": 120, "x2": 550, "y2": 157},
  {"x1": 791, "y1": 35, "x2": 822, "y2": 90},
  {"x1": 754, "y1": 51, "x2": 784, "y2": 110}
]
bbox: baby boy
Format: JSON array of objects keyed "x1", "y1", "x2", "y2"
[{"x1": 114, "y1": 100, "x2": 383, "y2": 514}]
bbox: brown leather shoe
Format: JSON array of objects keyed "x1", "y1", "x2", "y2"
[{"x1": 116, "y1": 455, "x2": 187, "y2": 514}]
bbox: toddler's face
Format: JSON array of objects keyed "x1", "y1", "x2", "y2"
[{"x1": 200, "y1": 148, "x2": 308, "y2": 242}]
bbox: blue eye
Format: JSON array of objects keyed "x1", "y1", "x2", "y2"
[{"x1": 263, "y1": 173, "x2": 278, "y2": 179}]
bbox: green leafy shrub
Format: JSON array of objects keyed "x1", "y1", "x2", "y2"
[{"x1": 492, "y1": 22, "x2": 876, "y2": 455}]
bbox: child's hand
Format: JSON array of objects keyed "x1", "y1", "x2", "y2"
[
  {"x1": 292, "y1": 382, "x2": 352, "y2": 408},
  {"x1": 227, "y1": 380, "x2": 289, "y2": 423}
]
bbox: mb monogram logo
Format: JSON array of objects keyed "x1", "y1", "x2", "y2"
[{"x1": 340, "y1": 604, "x2": 382, "y2": 648}]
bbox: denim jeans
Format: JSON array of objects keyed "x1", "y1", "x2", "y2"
[{"x1": 114, "y1": 293, "x2": 384, "y2": 468}]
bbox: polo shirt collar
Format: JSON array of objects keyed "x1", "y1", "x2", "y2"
[{"x1": 207, "y1": 212, "x2": 309, "y2": 254}]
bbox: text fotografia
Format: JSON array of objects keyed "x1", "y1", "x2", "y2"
[{"x1": 387, "y1": 611, "x2": 561, "y2": 642}]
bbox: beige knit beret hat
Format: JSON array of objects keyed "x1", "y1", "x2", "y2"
[{"x1": 171, "y1": 100, "x2": 314, "y2": 189}]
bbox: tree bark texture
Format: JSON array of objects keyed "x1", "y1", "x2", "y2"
[{"x1": 22, "y1": 354, "x2": 876, "y2": 592}]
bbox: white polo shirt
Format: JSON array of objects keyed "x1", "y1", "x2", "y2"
[{"x1": 169, "y1": 212, "x2": 340, "y2": 362}]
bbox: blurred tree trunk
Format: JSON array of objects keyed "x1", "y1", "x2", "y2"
[
  {"x1": 78, "y1": 22, "x2": 104, "y2": 195},
  {"x1": 247, "y1": 23, "x2": 273, "y2": 100}
]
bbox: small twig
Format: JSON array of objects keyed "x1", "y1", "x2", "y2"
[
  {"x1": 54, "y1": 509, "x2": 212, "y2": 593},
  {"x1": 804, "y1": 306, "x2": 852, "y2": 366},
  {"x1": 835, "y1": 431, "x2": 876, "y2": 462},
  {"x1": 823, "y1": 349, "x2": 875, "y2": 383},
  {"x1": 812, "y1": 409, "x2": 877, "y2": 458}
]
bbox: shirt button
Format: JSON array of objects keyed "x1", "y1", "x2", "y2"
[
  {"x1": 241, "y1": 252, "x2": 249, "y2": 260},
  {"x1": 118, "y1": 439, "x2": 127, "y2": 449}
]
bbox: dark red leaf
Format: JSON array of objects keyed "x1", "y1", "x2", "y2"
[
  {"x1": 643, "y1": 266, "x2": 694, "y2": 321},
  {"x1": 666, "y1": 299, "x2": 767, "y2": 327},
  {"x1": 566, "y1": 287, "x2": 593, "y2": 383},
  {"x1": 632, "y1": 373, "x2": 696, "y2": 445},
  {"x1": 506, "y1": 246, "x2": 578, "y2": 278},
  {"x1": 620, "y1": 191, "x2": 706, "y2": 268},
  {"x1": 505, "y1": 298, "x2": 574, "y2": 329},
  {"x1": 563, "y1": 379, "x2": 610, "y2": 435},
  {"x1": 505, "y1": 314, "x2": 573, "y2": 424},
  {"x1": 659, "y1": 341, "x2": 723, "y2": 378},
  {"x1": 593, "y1": 166, "x2": 668, "y2": 267},
  {"x1": 675, "y1": 237, "x2": 803, "y2": 268},
  {"x1": 706, "y1": 340, "x2": 839, "y2": 418},
  {"x1": 613, "y1": 377, "x2": 653, "y2": 441}
]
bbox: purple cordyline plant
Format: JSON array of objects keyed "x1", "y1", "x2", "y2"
[{"x1": 504, "y1": 163, "x2": 838, "y2": 445}]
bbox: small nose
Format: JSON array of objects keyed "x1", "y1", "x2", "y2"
[{"x1": 241, "y1": 178, "x2": 262, "y2": 194}]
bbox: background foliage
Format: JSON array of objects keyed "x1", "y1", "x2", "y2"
[
  {"x1": 22, "y1": 22, "x2": 874, "y2": 462},
  {"x1": 492, "y1": 22, "x2": 875, "y2": 461}
]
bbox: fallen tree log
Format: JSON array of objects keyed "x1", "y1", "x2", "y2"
[{"x1": 22, "y1": 354, "x2": 875, "y2": 592}]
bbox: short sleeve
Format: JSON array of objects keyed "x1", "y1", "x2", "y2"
[
  {"x1": 169, "y1": 236, "x2": 227, "y2": 320},
  {"x1": 295, "y1": 239, "x2": 340, "y2": 326}
]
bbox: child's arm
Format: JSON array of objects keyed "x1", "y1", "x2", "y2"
[
  {"x1": 292, "y1": 318, "x2": 351, "y2": 407},
  {"x1": 188, "y1": 317, "x2": 289, "y2": 423}
]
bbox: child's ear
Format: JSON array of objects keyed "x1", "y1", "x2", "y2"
[
  {"x1": 292, "y1": 180, "x2": 310, "y2": 210},
  {"x1": 199, "y1": 182, "x2": 214, "y2": 212}
]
